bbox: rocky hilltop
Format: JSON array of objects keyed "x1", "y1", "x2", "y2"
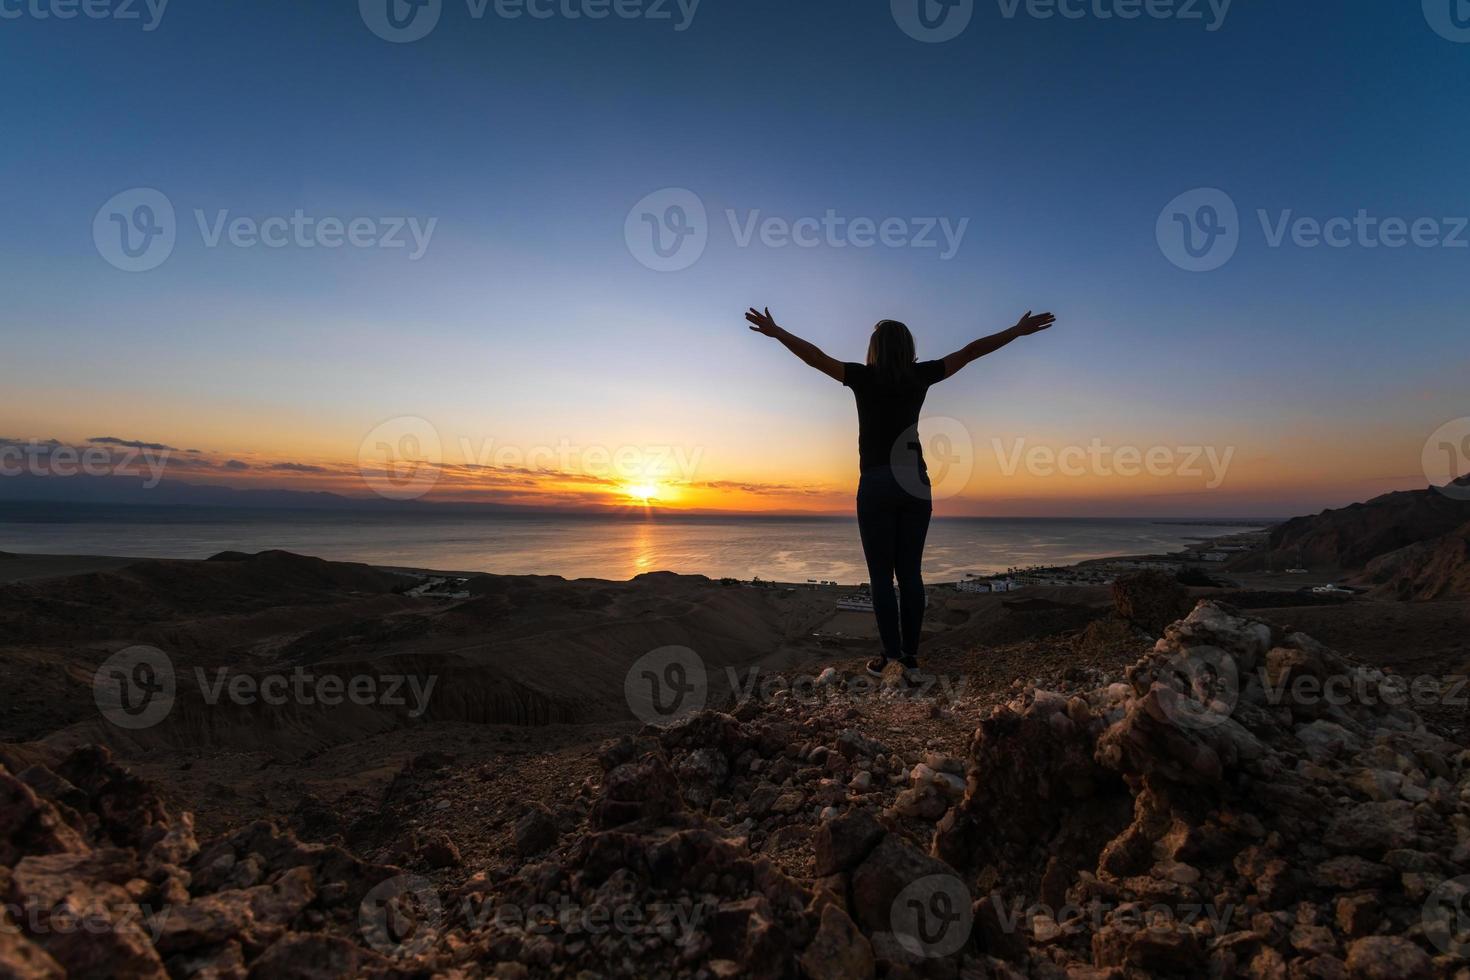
[{"x1": 4, "y1": 596, "x2": 1469, "y2": 978}]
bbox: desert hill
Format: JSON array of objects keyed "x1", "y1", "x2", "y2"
[
  {"x1": 1248, "y1": 476, "x2": 1470, "y2": 571},
  {"x1": 3, "y1": 551, "x2": 1470, "y2": 976},
  {"x1": 1231, "y1": 477, "x2": 1470, "y2": 599},
  {"x1": 1353, "y1": 520, "x2": 1470, "y2": 601},
  {"x1": 3, "y1": 595, "x2": 1469, "y2": 978}
]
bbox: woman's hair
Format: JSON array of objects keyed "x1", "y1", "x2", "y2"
[{"x1": 866, "y1": 319, "x2": 917, "y2": 386}]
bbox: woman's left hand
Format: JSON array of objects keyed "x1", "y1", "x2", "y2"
[{"x1": 745, "y1": 307, "x2": 781, "y2": 336}]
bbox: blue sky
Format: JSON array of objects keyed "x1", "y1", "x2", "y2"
[{"x1": 2, "y1": 0, "x2": 1468, "y2": 516}]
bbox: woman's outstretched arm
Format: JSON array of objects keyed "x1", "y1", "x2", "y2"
[
  {"x1": 745, "y1": 307, "x2": 845, "y2": 383},
  {"x1": 941, "y1": 311, "x2": 1055, "y2": 379}
]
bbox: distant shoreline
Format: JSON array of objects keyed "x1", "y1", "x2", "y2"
[
  {"x1": 0, "y1": 522, "x2": 1275, "y2": 590},
  {"x1": 0, "y1": 498, "x2": 1285, "y2": 524}
]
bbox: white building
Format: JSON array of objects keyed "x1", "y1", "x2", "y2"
[{"x1": 958, "y1": 578, "x2": 1020, "y2": 593}]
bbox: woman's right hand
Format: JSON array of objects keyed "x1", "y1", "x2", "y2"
[{"x1": 1012, "y1": 311, "x2": 1056, "y2": 336}]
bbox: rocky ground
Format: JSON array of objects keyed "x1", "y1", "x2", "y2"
[{"x1": 5, "y1": 571, "x2": 1470, "y2": 978}]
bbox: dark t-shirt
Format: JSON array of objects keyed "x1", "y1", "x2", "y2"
[{"x1": 842, "y1": 360, "x2": 948, "y2": 472}]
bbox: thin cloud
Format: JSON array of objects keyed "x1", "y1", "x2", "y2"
[
  {"x1": 87, "y1": 436, "x2": 178, "y2": 452},
  {"x1": 699, "y1": 479, "x2": 831, "y2": 496}
]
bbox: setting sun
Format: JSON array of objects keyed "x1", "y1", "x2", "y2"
[{"x1": 623, "y1": 482, "x2": 663, "y2": 503}]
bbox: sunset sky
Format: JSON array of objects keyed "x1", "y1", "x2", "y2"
[{"x1": 4, "y1": 1, "x2": 1468, "y2": 518}]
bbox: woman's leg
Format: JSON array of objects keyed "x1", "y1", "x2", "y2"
[
  {"x1": 894, "y1": 490, "x2": 933, "y2": 663},
  {"x1": 856, "y1": 477, "x2": 902, "y2": 661}
]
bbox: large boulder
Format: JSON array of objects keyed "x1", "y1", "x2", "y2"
[
  {"x1": 800, "y1": 903, "x2": 874, "y2": 980},
  {"x1": 0, "y1": 769, "x2": 86, "y2": 866},
  {"x1": 1111, "y1": 570, "x2": 1191, "y2": 636},
  {"x1": 9, "y1": 851, "x2": 168, "y2": 979},
  {"x1": 930, "y1": 601, "x2": 1462, "y2": 977}
]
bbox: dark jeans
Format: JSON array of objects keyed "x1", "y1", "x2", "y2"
[{"x1": 856, "y1": 466, "x2": 933, "y2": 662}]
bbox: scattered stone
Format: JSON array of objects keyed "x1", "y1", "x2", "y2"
[
  {"x1": 813, "y1": 808, "x2": 884, "y2": 877},
  {"x1": 1343, "y1": 936, "x2": 1432, "y2": 980},
  {"x1": 513, "y1": 803, "x2": 559, "y2": 856},
  {"x1": 1326, "y1": 802, "x2": 1418, "y2": 855},
  {"x1": 415, "y1": 830, "x2": 462, "y2": 869},
  {"x1": 800, "y1": 904, "x2": 874, "y2": 980}
]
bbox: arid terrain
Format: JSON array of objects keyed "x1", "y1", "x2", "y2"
[{"x1": 3, "y1": 519, "x2": 1470, "y2": 977}]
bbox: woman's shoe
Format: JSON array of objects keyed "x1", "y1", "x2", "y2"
[
  {"x1": 898, "y1": 657, "x2": 921, "y2": 682},
  {"x1": 866, "y1": 656, "x2": 888, "y2": 677}
]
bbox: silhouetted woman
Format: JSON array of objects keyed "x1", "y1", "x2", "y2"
[{"x1": 746, "y1": 307, "x2": 1056, "y2": 675}]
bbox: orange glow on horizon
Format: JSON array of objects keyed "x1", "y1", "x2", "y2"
[{"x1": 11, "y1": 421, "x2": 1451, "y2": 520}]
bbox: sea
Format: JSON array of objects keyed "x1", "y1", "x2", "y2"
[{"x1": 0, "y1": 504, "x2": 1266, "y2": 583}]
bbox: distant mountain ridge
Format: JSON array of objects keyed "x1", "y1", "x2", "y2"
[
  {"x1": 1352, "y1": 519, "x2": 1470, "y2": 600},
  {"x1": 1261, "y1": 477, "x2": 1470, "y2": 566},
  {"x1": 1246, "y1": 476, "x2": 1470, "y2": 598},
  {"x1": 0, "y1": 474, "x2": 603, "y2": 516},
  {"x1": 0, "y1": 473, "x2": 369, "y2": 510}
]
